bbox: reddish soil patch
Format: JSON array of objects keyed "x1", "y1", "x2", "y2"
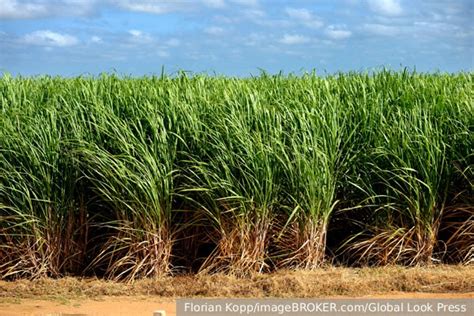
[{"x1": 1, "y1": 293, "x2": 473, "y2": 316}]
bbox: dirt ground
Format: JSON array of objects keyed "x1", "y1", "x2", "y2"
[
  {"x1": 0, "y1": 297, "x2": 176, "y2": 316},
  {"x1": 1, "y1": 265, "x2": 473, "y2": 315},
  {"x1": 1, "y1": 293, "x2": 474, "y2": 316}
]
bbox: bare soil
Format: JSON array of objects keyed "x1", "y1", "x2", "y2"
[
  {"x1": 0, "y1": 265, "x2": 473, "y2": 315},
  {"x1": 2, "y1": 293, "x2": 474, "y2": 316},
  {"x1": 0, "y1": 298, "x2": 176, "y2": 316}
]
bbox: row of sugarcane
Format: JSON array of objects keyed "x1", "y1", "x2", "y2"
[{"x1": 1, "y1": 70, "x2": 472, "y2": 280}]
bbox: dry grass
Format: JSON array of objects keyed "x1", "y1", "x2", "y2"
[{"x1": 0, "y1": 265, "x2": 472, "y2": 301}]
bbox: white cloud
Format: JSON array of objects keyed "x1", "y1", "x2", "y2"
[
  {"x1": 204, "y1": 26, "x2": 225, "y2": 35},
  {"x1": 115, "y1": 0, "x2": 230, "y2": 14},
  {"x1": 115, "y1": 0, "x2": 184, "y2": 14},
  {"x1": 0, "y1": 0, "x2": 46, "y2": 19},
  {"x1": 285, "y1": 7, "x2": 312, "y2": 21},
  {"x1": 128, "y1": 29, "x2": 154, "y2": 43},
  {"x1": 128, "y1": 30, "x2": 142, "y2": 37},
  {"x1": 279, "y1": 34, "x2": 310, "y2": 45},
  {"x1": 285, "y1": 7, "x2": 324, "y2": 29},
  {"x1": 22, "y1": 30, "x2": 79, "y2": 47},
  {"x1": 1, "y1": 1, "x2": 233, "y2": 19},
  {"x1": 0, "y1": 0, "x2": 97, "y2": 19},
  {"x1": 412, "y1": 21, "x2": 463, "y2": 38},
  {"x1": 325, "y1": 25, "x2": 352, "y2": 40},
  {"x1": 114, "y1": 0, "x2": 260, "y2": 15},
  {"x1": 63, "y1": 0, "x2": 97, "y2": 13},
  {"x1": 363, "y1": 23, "x2": 399, "y2": 36},
  {"x1": 368, "y1": 0, "x2": 403, "y2": 16},
  {"x1": 91, "y1": 36, "x2": 102, "y2": 43}
]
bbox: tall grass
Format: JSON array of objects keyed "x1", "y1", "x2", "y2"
[
  {"x1": 1, "y1": 71, "x2": 472, "y2": 279},
  {"x1": 0, "y1": 77, "x2": 86, "y2": 278},
  {"x1": 183, "y1": 82, "x2": 286, "y2": 274},
  {"x1": 339, "y1": 72, "x2": 473, "y2": 265}
]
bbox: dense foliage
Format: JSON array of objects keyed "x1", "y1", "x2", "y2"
[{"x1": 1, "y1": 71, "x2": 472, "y2": 280}]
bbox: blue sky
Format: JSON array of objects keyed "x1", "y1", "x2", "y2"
[{"x1": 0, "y1": 0, "x2": 473, "y2": 76}]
